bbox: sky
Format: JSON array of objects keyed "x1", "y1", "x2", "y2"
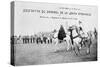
[{"x1": 14, "y1": 1, "x2": 98, "y2": 35}]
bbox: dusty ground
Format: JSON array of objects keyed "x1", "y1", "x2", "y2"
[{"x1": 14, "y1": 40, "x2": 97, "y2": 66}]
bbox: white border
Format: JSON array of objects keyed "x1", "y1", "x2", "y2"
[{"x1": 0, "y1": 0, "x2": 100, "y2": 67}]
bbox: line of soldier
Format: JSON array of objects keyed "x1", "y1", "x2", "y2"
[{"x1": 11, "y1": 34, "x2": 53, "y2": 44}]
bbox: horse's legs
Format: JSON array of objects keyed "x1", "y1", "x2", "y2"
[
  {"x1": 73, "y1": 47, "x2": 79, "y2": 56},
  {"x1": 86, "y1": 39, "x2": 92, "y2": 55},
  {"x1": 74, "y1": 49, "x2": 78, "y2": 55},
  {"x1": 55, "y1": 39, "x2": 58, "y2": 46},
  {"x1": 67, "y1": 40, "x2": 72, "y2": 51},
  {"x1": 76, "y1": 46, "x2": 81, "y2": 56},
  {"x1": 86, "y1": 47, "x2": 90, "y2": 55},
  {"x1": 73, "y1": 43, "x2": 80, "y2": 56}
]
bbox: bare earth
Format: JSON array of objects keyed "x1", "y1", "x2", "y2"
[{"x1": 15, "y1": 40, "x2": 97, "y2": 66}]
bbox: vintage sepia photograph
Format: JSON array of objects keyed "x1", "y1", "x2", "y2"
[{"x1": 11, "y1": 1, "x2": 98, "y2": 66}]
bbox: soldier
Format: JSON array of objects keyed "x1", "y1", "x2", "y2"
[
  {"x1": 36, "y1": 37, "x2": 42, "y2": 44},
  {"x1": 77, "y1": 21, "x2": 84, "y2": 36},
  {"x1": 22, "y1": 36, "x2": 30, "y2": 44},
  {"x1": 43, "y1": 36, "x2": 47, "y2": 44},
  {"x1": 94, "y1": 28, "x2": 97, "y2": 39},
  {"x1": 68, "y1": 26, "x2": 74, "y2": 45}
]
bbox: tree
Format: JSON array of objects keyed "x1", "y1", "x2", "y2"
[{"x1": 58, "y1": 25, "x2": 66, "y2": 40}]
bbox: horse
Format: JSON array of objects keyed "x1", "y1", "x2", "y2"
[
  {"x1": 67, "y1": 25, "x2": 88, "y2": 55},
  {"x1": 72, "y1": 31, "x2": 92, "y2": 55}
]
